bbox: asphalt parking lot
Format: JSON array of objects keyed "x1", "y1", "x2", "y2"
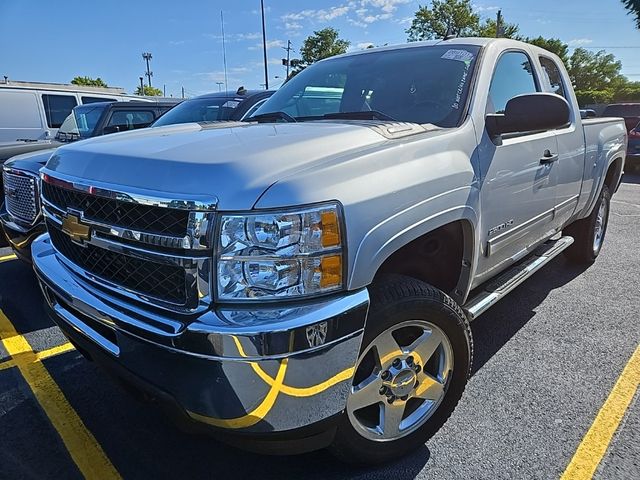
[{"x1": 0, "y1": 174, "x2": 639, "y2": 480}]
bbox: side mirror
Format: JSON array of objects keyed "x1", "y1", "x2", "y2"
[
  {"x1": 102, "y1": 125, "x2": 122, "y2": 135},
  {"x1": 486, "y1": 93, "x2": 570, "y2": 137}
]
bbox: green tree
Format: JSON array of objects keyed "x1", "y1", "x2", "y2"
[
  {"x1": 71, "y1": 76, "x2": 108, "y2": 87},
  {"x1": 568, "y1": 48, "x2": 625, "y2": 91},
  {"x1": 290, "y1": 28, "x2": 350, "y2": 76},
  {"x1": 475, "y1": 17, "x2": 520, "y2": 39},
  {"x1": 135, "y1": 85, "x2": 163, "y2": 96},
  {"x1": 622, "y1": 0, "x2": 640, "y2": 28},
  {"x1": 525, "y1": 37, "x2": 570, "y2": 65},
  {"x1": 407, "y1": 0, "x2": 479, "y2": 41}
]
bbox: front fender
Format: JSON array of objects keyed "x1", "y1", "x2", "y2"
[{"x1": 348, "y1": 185, "x2": 479, "y2": 298}]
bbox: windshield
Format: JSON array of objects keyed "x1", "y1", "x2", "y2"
[
  {"x1": 153, "y1": 97, "x2": 241, "y2": 126},
  {"x1": 252, "y1": 45, "x2": 480, "y2": 127},
  {"x1": 56, "y1": 105, "x2": 106, "y2": 141}
]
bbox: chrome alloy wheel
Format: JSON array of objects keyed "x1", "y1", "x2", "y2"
[
  {"x1": 593, "y1": 198, "x2": 608, "y2": 254},
  {"x1": 346, "y1": 320, "x2": 454, "y2": 442}
]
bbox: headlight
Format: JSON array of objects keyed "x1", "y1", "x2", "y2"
[{"x1": 216, "y1": 202, "x2": 344, "y2": 301}]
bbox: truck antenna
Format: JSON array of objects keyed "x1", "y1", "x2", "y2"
[{"x1": 443, "y1": 25, "x2": 458, "y2": 40}]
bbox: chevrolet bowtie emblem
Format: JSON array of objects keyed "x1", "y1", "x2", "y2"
[{"x1": 61, "y1": 213, "x2": 91, "y2": 243}]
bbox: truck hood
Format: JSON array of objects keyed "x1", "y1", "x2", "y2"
[
  {"x1": 4, "y1": 148, "x2": 57, "y2": 174},
  {"x1": 45, "y1": 122, "x2": 389, "y2": 209}
]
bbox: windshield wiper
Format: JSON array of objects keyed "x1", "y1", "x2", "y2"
[
  {"x1": 248, "y1": 111, "x2": 297, "y2": 123},
  {"x1": 321, "y1": 110, "x2": 396, "y2": 121}
]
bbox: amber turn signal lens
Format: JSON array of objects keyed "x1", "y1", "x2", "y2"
[
  {"x1": 320, "y1": 211, "x2": 341, "y2": 248},
  {"x1": 320, "y1": 255, "x2": 342, "y2": 288}
]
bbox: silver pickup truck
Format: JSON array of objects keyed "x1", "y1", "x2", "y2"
[{"x1": 31, "y1": 38, "x2": 626, "y2": 464}]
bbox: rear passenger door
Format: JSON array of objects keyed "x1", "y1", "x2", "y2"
[
  {"x1": 538, "y1": 56, "x2": 584, "y2": 228},
  {"x1": 475, "y1": 50, "x2": 559, "y2": 282}
]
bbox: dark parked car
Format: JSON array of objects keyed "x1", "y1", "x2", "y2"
[
  {"x1": 152, "y1": 88, "x2": 274, "y2": 127},
  {"x1": 628, "y1": 121, "x2": 640, "y2": 170},
  {"x1": 602, "y1": 103, "x2": 640, "y2": 172},
  {"x1": 1, "y1": 100, "x2": 180, "y2": 261},
  {"x1": 602, "y1": 103, "x2": 640, "y2": 133}
]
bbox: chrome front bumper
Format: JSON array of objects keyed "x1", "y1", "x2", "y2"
[{"x1": 32, "y1": 233, "x2": 369, "y2": 435}]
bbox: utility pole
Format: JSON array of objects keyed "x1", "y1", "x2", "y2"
[
  {"x1": 163, "y1": 84, "x2": 166, "y2": 96},
  {"x1": 221, "y1": 11, "x2": 228, "y2": 93},
  {"x1": 495, "y1": 10, "x2": 503, "y2": 38},
  {"x1": 181, "y1": 86, "x2": 185, "y2": 99},
  {"x1": 216, "y1": 81, "x2": 224, "y2": 91},
  {"x1": 142, "y1": 52, "x2": 153, "y2": 87},
  {"x1": 283, "y1": 40, "x2": 292, "y2": 78},
  {"x1": 139, "y1": 76, "x2": 144, "y2": 95},
  {"x1": 261, "y1": 0, "x2": 269, "y2": 89}
]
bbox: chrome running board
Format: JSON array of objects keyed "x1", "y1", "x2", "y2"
[{"x1": 463, "y1": 236, "x2": 574, "y2": 321}]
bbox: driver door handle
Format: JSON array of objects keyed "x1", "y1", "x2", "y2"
[{"x1": 540, "y1": 150, "x2": 558, "y2": 164}]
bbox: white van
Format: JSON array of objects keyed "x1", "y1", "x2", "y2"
[{"x1": 0, "y1": 81, "x2": 144, "y2": 143}]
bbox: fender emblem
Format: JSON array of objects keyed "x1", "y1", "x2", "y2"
[
  {"x1": 306, "y1": 322, "x2": 328, "y2": 347},
  {"x1": 488, "y1": 219, "x2": 514, "y2": 237}
]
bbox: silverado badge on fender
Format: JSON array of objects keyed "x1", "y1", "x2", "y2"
[{"x1": 61, "y1": 212, "x2": 91, "y2": 244}]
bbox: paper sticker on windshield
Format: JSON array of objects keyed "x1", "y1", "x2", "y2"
[
  {"x1": 441, "y1": 49, "x2": 474, "y2": 63},
  {"x1": 222, "y1": 101, "x2": 240, "y2": 108}
]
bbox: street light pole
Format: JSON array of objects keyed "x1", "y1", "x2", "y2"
[{"x1": 261, "y1": 0, "x2": 269, "y2": 89}]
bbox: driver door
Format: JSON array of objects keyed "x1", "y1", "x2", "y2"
[{"x1": 474, "y1": 50, "x2": 559, "y2": 283}]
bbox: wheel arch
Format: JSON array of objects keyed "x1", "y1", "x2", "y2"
[{"x1": 348, "y1": 206, "x2": 478, "y2": 305}]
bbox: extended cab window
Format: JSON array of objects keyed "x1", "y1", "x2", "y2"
[
  {"x1": 539, "y1": 57, "x2": 567, "y2": 99},
  {"x1": 42, "y1": 94, "x2": 78, "y2": 128},
  {"x1": 106, "y1": 110, "x2": 155, "y2": 132},
  {"x1": 488, "y1": 52, "x2": 538, "y2": 114}
]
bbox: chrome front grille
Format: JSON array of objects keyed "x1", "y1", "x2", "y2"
[
  {"x1": 42, "y1": 181, "x2": 190, "y2": 237},
  {"x1": 40, "y1": 172, "x2": 216, "y2": 312},
  {"x1": 3, "y1": 169, "x2": 39, "y2": 224}
]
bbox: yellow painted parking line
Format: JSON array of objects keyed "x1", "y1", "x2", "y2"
[
  {"x1": 0, "y1": 358, "x2": 16, "y2": 371},
  {"x1": 0, "y1": 253, "x2": 17, "y2": 262},
  {"x1": 0, "y1": 342, "x2": 75, "y2": 373},
  {"x1": 36, "y1": 342, "x2": 75, "y2": 361},
  {"x1": 561, "y1": 344, "x2": 640, "y2": 480},
  {"x1": 0, "y1": 310, "x2": 120, "y2": 480}
]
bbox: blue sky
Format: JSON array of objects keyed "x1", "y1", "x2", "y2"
[{"x1": 1, "y1": 0, "x2": 639, "y2": 97}]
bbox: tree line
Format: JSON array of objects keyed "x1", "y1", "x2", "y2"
[{"x1": 290, "y1": 0, "x2": 640, "y2": 106}]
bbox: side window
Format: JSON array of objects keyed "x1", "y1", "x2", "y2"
[
  {"x1": 106, "y1": 110, "x2": 155, "y2": 131},
  {"x1": 488, "y1": 51, "x2": 538, "y2": 114},
  {"x1": 82, "y1": 96, "x2": 117, "y2": 104},
  {"x1": 41, "y1": 94, "x2": 78, "y2": 128},
  {"x1": 539, "y1": 57, "x2": 567, "y2": 99}
]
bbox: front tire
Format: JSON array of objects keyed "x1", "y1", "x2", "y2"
[
  {"x1": 329, "y1": 275, "x2": 472, "y2": 464},
  {"x1": 563, "y1": 184, "x2": 610, "y2": 264}
]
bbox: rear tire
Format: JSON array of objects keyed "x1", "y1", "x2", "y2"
[
  {"x1": 329, "y1": 275, "x2": 472, "y2": 465},
  {"x1": 563, "y1": 185, "x2": 610, "y2": 264}
]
